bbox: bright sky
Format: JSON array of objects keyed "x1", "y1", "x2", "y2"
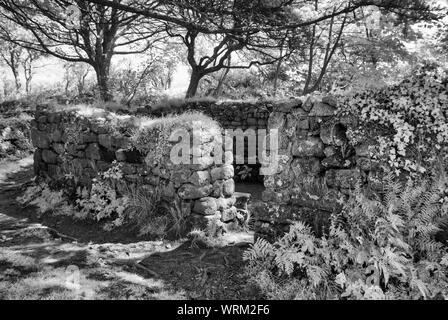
[{"x1": 0, "y1": 54, "x2": 191, "y2": 98}]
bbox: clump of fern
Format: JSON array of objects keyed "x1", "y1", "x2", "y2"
[
  {"x1": 244, "y1": 173, "x2": 448, "y2": 300},
  {"x1": 17, "y1": 183, "x2": 69, "y2": 217},
  {"x1": 125, "y1": 185, "x2": 190, "y2": 239}
]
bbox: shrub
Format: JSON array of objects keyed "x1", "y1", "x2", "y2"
[
  {"x1": 18, "y1": 161, "x2": 188, "y2": 238},
  {"x1": 338, "y1": 63, "x2": 448, "y2": 176},
  {"x1": 17, "y1": 183, "x2": 67, "y2": 217},
  {"x1": 125, "y1": 185, "x2": 191, "y2": 239},
  {"x1": 125, "y1": 185, "x2": 167, "y2": 238},
  {"x1": 75, "y1": 180, "x2": 129, "y2": 225},
  {"x1": 130, "y1": 111, "x2": 221, "y2": 167},
  {"x1": 244, "y1": 173, "x2": 448, "y2": 300},
  {"x1": 0, "y1": 112, "x2": 33, "y2": 160}
]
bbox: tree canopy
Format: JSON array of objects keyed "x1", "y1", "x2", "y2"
[{"x1": 0, "y1": 0, "x2": 445, "y2": 100}]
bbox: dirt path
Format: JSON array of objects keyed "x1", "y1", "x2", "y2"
[{"x1": 0, "y1": 157, "x2": 259, "y2": 300}]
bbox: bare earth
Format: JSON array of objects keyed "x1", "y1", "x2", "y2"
[{"x1": 0, "y1": 157, "x2": 259, "y2": 300}]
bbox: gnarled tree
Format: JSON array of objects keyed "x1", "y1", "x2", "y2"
[
  {"x1": 84, "y1": 0, "x2": 439, "y2": 97},
  {"x1": 0, "y1": 0, "x2": 166, "y2": 101}
]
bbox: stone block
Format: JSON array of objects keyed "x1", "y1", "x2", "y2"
[
  {"x1": 247, "y1": 118, "x2": 258, "y2": 126},
  {"x1": 171, "y1": 167, "x2": 192, "y2": 187},
  {"x1": 213, "y1": 180, "x2": 224, "y2": 197},
  {"x1": 216, "y1": 196, "x2": 236, "y2": 211},
  {"x1": 210, "y1": 165, "x2": 234, "y2": 181},
  {"x1": 86, "y1": 143, "x2": 101, "y2": 160},
  {"x1": 325, "y1": 169, "x2": 364, "y2": 189},
  {"x1": 42, "y1": 149, "x2": 58, "y2": 164},
  {"x1": 296, "y1": 118, "x2": 310, "y2": 130},
  {"x1": 309, "y1": 102, "x2": 336, "y2": 117},
  {"x1": 193, "y1": 197, "x2": 218, "y2": 216},
  {"x1": 274, "y1": 98, "x2": 302, "y2": 113},
  {"x1": 224, "y1": 151, "x2": 233, "y2": 165},
  {"x1": 221, "y1": 207, "x2": 237, "y2": 222},
  {"x1": 222, "y1": 179, "x2": 235, "y2": 197},
  {"x1": 98, "y1": 134, "x2": 113, "y2": 149},
  {"x1": 322, "y1": 95, "x2": 337, "y2": 107},
  {"x1": 190, "y1": 155, "x2": 215, "y2": 171},
  {"x1": 80, "y1": 132, "x2": 97, "y2": 144},
  {"x1": 292, "y1": 137, "x2": 324, "y2": 158},
  {"x1": 268, "y1": 112, "x2": 286, "y2": 130},
  {"x1": 189, "y1": 170, "x2": 210, "y2": 187},
  {"x1": 290, "y1": 188, "x2": 345, "y2": 213},
  {"x1": 50, "y1": 129, "x2": 63, "y2": 143},
  {"x1": 52, "y1": 143, "x2": 65, "y2": 155},
  {"x1": 178, "y1": 184, "x2": 213, "y2": 200},
  {"x1": 113, "y1": 136, "x2": 131, "y2": 149},
  {"x1": 291, "y1": 157, "x2": 322, "y2": 176},
  {"x1": 31, "y1": 128, "x2": 50, "y2": 149}
]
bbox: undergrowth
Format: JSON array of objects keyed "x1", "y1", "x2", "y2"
[
  {"x1": 17, "y1": 163, "x2": 189, "y2": 239},
  {"x1": 244, "y1": 173, "x2": 448, "y2": 300}
]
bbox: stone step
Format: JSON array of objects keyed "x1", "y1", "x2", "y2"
[{"x1": 234, "y1": 192, "x2": 251, "y2": 211}]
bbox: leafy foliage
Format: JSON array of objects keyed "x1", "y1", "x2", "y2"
[
  {"x1": 338, "y1": 63, "x2": 448, "y2": 175},
  {"x1": 17, "y1": 183, "x2": 66, "y2": 217},
  {"x1": 245, "y1": 173, "x2": 448, "y2": 300},
  {"x1": 0, "y1": 115, "x2": 33, "y2": 159},
  {"x1": 75, "y1": 180, "x2": 128, "y2": 226}
]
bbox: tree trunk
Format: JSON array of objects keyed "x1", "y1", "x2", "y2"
[
  {"x1": 25, "y1": 77, "x2": 31, "y2": 94},
  {"x1": 24, "y1": 65, "x2": 32, "y2": 94},
  {"x1": 94, "y1": 61, "x2": 112, "y2": 102},
  {"x1": 65, "y1": 79, "x2": 70, "y2": 96},
  {"x1": 11, "y1": 67, "x2": 21, "y2": 92},
  {"x1": 273, "y1": 37, "x2": 286, "y2": 97},
  {"x1": 214, "y1": 57, "x2": 231, "y2": 97},
  {"x1": 273, "y1": 58, "x2": 283, "y2": 97},
  {"x1": 185, "y1": 69, "x2": 202, "y2": 98}
]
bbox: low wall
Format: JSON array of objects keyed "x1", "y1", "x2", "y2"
[
  {"x1": 31, "y1": 106, "x2": 238, "y2": 229},
  {"x1": 139, "y1": 100, "x2": 277, "y2": 183},
  {"x1": 138, "y1": 100, "x2": 271, "y2": 131},
  {"x1": 254, "y1": 95, "x2": 380, "y2": 240},
  {"x1": 30, "y1": 95, "x2": 384, "y2": 240}
]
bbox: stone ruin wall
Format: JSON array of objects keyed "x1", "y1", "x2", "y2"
[
  {"x1": 254, "y1": 95, "x2": 381, "y2": 240},
  {"x1": 139, "y1": 100, "x2": 271, "y2": 132},
  {"x1": 31, "y1": 107, "x2": 239, "y2": 230},
  {"x1": 139, "y1": 100, "x2": 271, "y2": 182},
  {"x1": 31, "y1": 96, "x2": 381, "y2": 240}
]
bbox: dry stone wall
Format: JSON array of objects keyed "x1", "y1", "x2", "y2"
[
  {"x1": 254, "y1": 95, "x2": 380, "y2": 241},
  {"x1": 139, "y1": 100, "x2": 276, "y2": 183},
  {"x1": 31, "y1": 95, "x2": 382, "y2": 240},
  {"x1": 138, "y1": 100, "x2": 271, "y2": 131},
  {"x1": 31, "y1": 106, "x2": 239, "y2": 230}
]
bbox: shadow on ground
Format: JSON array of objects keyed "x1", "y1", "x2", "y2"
[
  {"x1": 0, "y1": 157, "x2": 259, "y2": 300},
  {"x1": 0, "y1": 158, "x2": 158, "y2": 245},
  {"x1": 138, "y1": 238, "x2": 260, "y2": 300}
]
